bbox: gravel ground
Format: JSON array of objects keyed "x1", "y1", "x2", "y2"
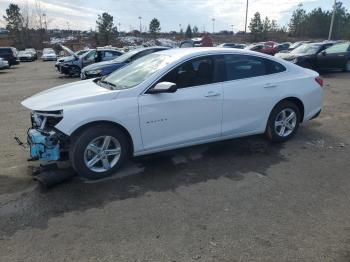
[{"x1": 0, "y1": 61, "x2": 350, "y2": 262}]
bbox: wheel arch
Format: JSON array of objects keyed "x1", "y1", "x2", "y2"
[
  {"x1": 273, "y1": 97, "x2": 305, "y2": 122},
  {"x1": 69, "y1": 120, "x2": 134, "y2": 155}
]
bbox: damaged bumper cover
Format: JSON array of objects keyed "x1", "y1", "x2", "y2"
[{"x1": 26, "y1": 110, "x2": 68, "y2": 162}]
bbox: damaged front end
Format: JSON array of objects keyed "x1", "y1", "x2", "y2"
[{"x1": 26, "y1": 110, "x2": 68, "y2": 162}]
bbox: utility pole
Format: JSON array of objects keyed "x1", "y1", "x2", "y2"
[
  {"x1": 328, "y1": 0, "x2": 336, "y2": 40},
  {"x1": 231, "y1": 24, "x2": 234, "y2": 35},
  {"x1": 212, "y1": 18, "x2": 215, "y2": 34},
  {"x1": 138, "y1": 16, "x2": 142, "y2": 33},
  {"x1": 244, "y1": 0, "x2": 249, "y2": 39}
]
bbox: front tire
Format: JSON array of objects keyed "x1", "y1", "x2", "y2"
[
  {"x1": 344, "y1": 60, "x2": 350, "y2": 72},
  {"x1": 265, "y1": 101, "x2": 301, "y2": 142},
  {"x1": 68, "y1": 65, "x2": 81, "y2": 77},
  {"x1": 69, "y1": 125, "x2": 130, "y2": 179}
]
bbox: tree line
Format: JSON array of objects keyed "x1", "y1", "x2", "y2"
[
  {"x1": 3, "y1": 1, "x2": 350, "y2": 49},
  {"x1": 249, "y1": 2, "x2": 350, "y2": 41}
]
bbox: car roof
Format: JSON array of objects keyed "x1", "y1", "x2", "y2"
[{"x1": 157, "y1": 47, "x2": 281, "y2": 61}]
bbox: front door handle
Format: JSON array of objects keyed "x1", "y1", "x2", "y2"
[
  {"x1": 264, "y1": 83, "x2": 277, "y2": 88},
  {"x1": 205, "y1": 91, "x2": 221, "y2": 97}
]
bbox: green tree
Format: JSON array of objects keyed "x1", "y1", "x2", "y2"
[
  {"x1": 3, "y1": 3, "x2": 23, "y2": 31},
  {"x1": 288, "y1": 3, "x2": 307, "y2": 36},
  {"x1": 149, "y1": 18, "x2": 161, "y2": 37},
  {"x1": 185, "y1": 24, "x2": 192, "y2": 38},
  {"x1": 193, "y1": 25, "x2": 199, "y2": 36},
  {"x1": 249, "y1": 12, "x2": 263, "y2": 41},
  {"x1": 96, "y1": 12, "x2": 115, "y2": 45},
  {"x1": 3, "y1": 3, "x2": 25, "y2": 48}
]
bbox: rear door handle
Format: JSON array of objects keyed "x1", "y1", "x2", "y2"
[{"x1": 205, "y1": 91, "x2": 221, "y2": 97}]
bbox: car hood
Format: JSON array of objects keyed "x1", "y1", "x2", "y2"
[
  {"x1": 58, "y1": 55, "x2": 75, "y2": 62},
  {"x1": 83, "y1": 60, "x2": 125, "y2": 71},
  {"x1": 61, "y1": 45, "x2": 78, "y2": 59},
  {"x1": 21, "y1": 80, "x2": 117, "y2": 111},
  {"x1": 275, "y1": 52, "x2": 306, "y2": 60}
]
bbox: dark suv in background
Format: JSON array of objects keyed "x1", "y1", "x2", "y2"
[{"x1": 0, "y1": 47, "x2": 20, "y2": 66}]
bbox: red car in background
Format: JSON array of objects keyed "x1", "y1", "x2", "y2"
[{"x1": 245, "y1": 41, "x2": 278, "y2": 55}]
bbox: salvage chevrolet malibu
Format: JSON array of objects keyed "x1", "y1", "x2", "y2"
[{"x1": 21, "y1": 48, "x2": 324, "y2": 179}]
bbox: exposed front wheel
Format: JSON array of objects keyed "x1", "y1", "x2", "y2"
[
  {"x1": 69, "y1": 125, "x2": 130, "y2": 179},
  {"x1": 265, "y1": 101, "x2": 301, "y2": 142},
  {"x1": 344, "y1": 60, "x2": 350, "y2": 72},
  {"x1": 68, "y1": 66, "x2": 81, "y2": 77}
]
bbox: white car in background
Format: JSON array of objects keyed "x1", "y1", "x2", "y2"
[
  {"x1": 22, "y1": 48, "x2": 324, "y2": 179},
  {"x1": 0, "y1": 58, "x2": 9, "y2": 69},
  {"x1": 41, "y1": 48, "x2": 57, "y2": 61}
]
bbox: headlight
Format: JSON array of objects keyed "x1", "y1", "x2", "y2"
[
  {"x1": 31, "y1": 110, "x2": 63, "y2": 130},
  {"x1": 86, "y1": 69, "x2": 102, "y2": 75}
]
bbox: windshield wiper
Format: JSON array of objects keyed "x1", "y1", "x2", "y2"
[{"x1": 93, "y1": 77, "x2": 116, "y2": 90}]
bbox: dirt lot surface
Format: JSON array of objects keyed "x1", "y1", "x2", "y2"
[{"x1": 0, "y1": 61, "x2": 350, "y2": 261}]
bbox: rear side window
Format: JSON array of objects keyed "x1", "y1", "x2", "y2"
[
  {"x1": 224, "y1": 54, "x2": 285, "y2": 81},
  {"x1": 266, "y1": 60, "x2": 286, "y2": 74}
]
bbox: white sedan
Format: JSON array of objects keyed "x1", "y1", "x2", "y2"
[
  {"x1": 41, "y1": 49, "x2": 57, "y2": 61},
  {"x1": 22, "y1": 48, "x2": 323, "y2": 179}
]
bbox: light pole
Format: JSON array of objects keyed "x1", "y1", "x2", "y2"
[
  {"x1": 138, "y1": 16, "x2": 142, "y2": 33},
  {"x1": 43, "y1": 13, "x2": 47, "y2": 31},
  {"x1": 212, "y1": 18, "x2": 215, "y2": 34},
  {"x1": 328, "y1": 0, "x2": 336, "y2": 40},
  {"x1": 179, "y1": 24, "x2": 182, "y2": 33},
  {"x1": 231, "y1": 24, "x2": 234, "y2": 35},
  {"x1": 244, "y1": 0, "x2": 249, "y2": 39}
]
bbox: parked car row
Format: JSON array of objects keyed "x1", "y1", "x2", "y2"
[
  {"x1": 55, "y1": 46, "x2": 124, "y2": 76},
  {"x1": 276, "y1": 41, "x2": 350, "y2": 72},
  {"x1": 217, "y1": 40, "x2": 350, "y2": 72}
]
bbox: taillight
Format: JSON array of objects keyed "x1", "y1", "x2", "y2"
[{"x1": 315, "y1": 76, "x2": 323, "y2": 87}]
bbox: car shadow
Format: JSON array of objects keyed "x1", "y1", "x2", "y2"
[
  {"x1": 1, "y1": 134, "x2": 287, "y2": 236},
  {"x1": 1, "y1": 123, "x2": 335, "y2": 237}
]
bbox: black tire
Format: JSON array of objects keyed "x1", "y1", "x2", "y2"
[
  {"x1": 69, "y1": 125, "x2": 130, "y2": 180},
  {"x1": 343, "y1": 60, "x2": 350, "y2": 72},
  {"x1": 68, "y1": 65, "x2": 81, "y2": 77},
  {"x1": 265, "y1": 100, "x2": 301, "y2": 142}
]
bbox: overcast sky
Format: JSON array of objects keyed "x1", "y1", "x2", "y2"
[{"x1": 0, "y1": 0, "x2": 349, "y2": 32}]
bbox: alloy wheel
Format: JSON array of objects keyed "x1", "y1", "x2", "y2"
[
  {"x1": 83, "y1": 135, "x2": 121, "y2": 173},
  {"x1": 274, "y1": 108, "x2": 297, "y2": 137}
]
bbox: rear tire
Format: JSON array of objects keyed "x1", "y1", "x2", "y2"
[
  {"x1": 69, "y1": 125, "x2": 130, "y2": 180},
  {"x1": 265, "y1": 101, "x2": 301, "y2": 142}
]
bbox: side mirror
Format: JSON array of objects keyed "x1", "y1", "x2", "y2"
[{"x1": 148, "y1": 82, "x2": 177, "y2": 94}]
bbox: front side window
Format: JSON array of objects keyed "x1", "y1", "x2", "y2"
[
  {"x1": 84, "y1": 50, "x2": 96, "y2": 62},
  {"x1": 224, "y1": 54, "x2": 285, "y2": 81},
  {"x1": 158, "y1": 55, "x2": 222, "y2": 89}
]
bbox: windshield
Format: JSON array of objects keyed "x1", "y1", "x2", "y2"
[
  {"x1": 291, "y1": 44, "x2": 321, "y2": 55},
  {"x1": 103, "y1": 53, "x2": 177, "y2": 90},
  {"x1": 290, "y1": 42, "x2": 304, "y2": 49},
  {"x1": 112, "y1": 48, "x2": 144, "y2": 63},
  {"x1": 75, "y1": 50, "x2": 89, "y2": 56}
]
